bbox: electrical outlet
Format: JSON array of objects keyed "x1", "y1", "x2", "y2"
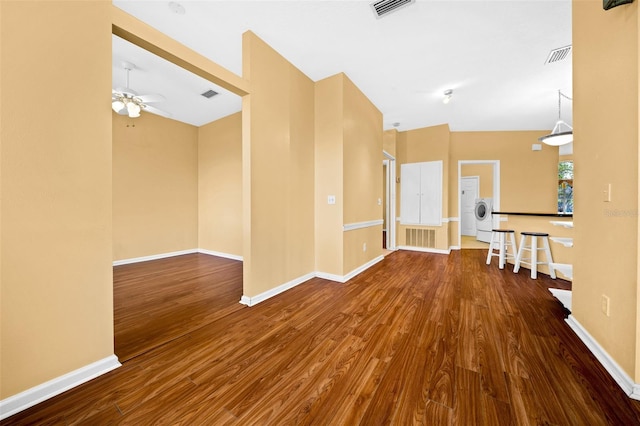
[
  {"x1": 327, "y1": 195, "x2": 336, "y2": 205},
  {"x1": 601, "y1": 295, "x2": 611, "y2": 316}
]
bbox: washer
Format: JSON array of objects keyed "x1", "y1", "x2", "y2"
[{"x1": 475, "y1": 198, "x2": 493, "y2": 243}]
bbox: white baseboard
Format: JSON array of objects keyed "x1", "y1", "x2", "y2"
[
  {"x1": 240, "y1": 272, "x2": 316, "y2": 307},
  {"x1": 315, "y1": 271, "x2": 344, "y2": 282},
  {"x1": 565, "y1": 315, "x2": 640, "y2": 400},
  {"x1": 449, "y1": 245, "x2": 461, "y2": 251},
  {"x1": 397, "y1": 245, "x2": 451, "y2": 255},
  {"x1": 0, "y1": 355, "x2": 121, "y2": 421},
  {"x1": 113, "y1": 249, "x2": 197, "y2": 266},
  {"x1": 113, "y1": 248, "x2": 244, "y2": 266},
  {"x1": 240, "y1": 255, "x2": 386, "y2": 306},
  {"x1": 316, "y1": 255, "x2": 384, "y2": 283},
  {"x1": 197, "y1": 249, "x2": 243, "y2": 261}
]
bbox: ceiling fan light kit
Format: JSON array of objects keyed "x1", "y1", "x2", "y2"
[
  {"x1": 539, "y1": 89, "x2": 573, "y2": 146},
  {"x1": 443, "y1": 89, "x2": 453, "y2": 104},
  {"x1": 111, "y1": 61, "x2": 170, "y2": 119}
]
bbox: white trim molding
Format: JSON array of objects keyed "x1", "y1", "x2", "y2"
[
  {"x1": 448, "y1": 217, "x2": 460, "y2": 222},
  {"x1": 240, "y1": 272, "x2": 316, "y2": 307},
  {"x1": 113, "y1": 249, "x2": 244, "y2": 266},
  {"x1": 343, "y1": 219, "x2": 384, "y2": 232},
  {"x1": 240, "y1": 255, "x2": 386, "y2": 306},
  {"x1": 397, "y1": 246, "x2": 451, "y2": 255},
  {"x1": 0, "y1": 355, "x2": 121, "y2": 420},
  {"x1": 317, "y1": 255, "x2": 384, "y2": 283},
  {"x1": 197, "y1": 249, "x2": 243, "y2": 262},
  {"x1": 565, "y1": 315, "x2": 640, "y2": 400},
  {"x1": 113, "y1": 249, "x2": 197, "y2": 266}
]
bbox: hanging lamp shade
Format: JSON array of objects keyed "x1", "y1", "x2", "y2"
[{"x1": 539, "y1": 90, "x2": 573, "y2": 146}]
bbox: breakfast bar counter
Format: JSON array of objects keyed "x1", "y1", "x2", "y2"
[{"x1": 491, "y1": 212, "x2": 573, "y2": 281}]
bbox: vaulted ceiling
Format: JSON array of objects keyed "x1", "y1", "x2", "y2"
[{"x1": 112, "y1": 0, "x2": 572, "y2": 132}]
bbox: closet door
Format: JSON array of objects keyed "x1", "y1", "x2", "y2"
[
  {"x1": 400, "y1": 163, "x2": 421, "y2": 224},
  {"x1": 419, "y1": 161, "x2": 442, "y2": 226},
  {"x1": 400, "y1": 161, "x2": 442, "y2": 226}
]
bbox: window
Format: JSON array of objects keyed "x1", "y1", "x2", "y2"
[{"x1": 558, "y1": 160, "x2": 573, "y2": 213}]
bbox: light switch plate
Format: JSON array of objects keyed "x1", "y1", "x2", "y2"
[
  {"x1": 328, "y1": 195, "x2": 336, "y2": 205},
  {"x1": 603, "y1": 184, "x2": 611, "y2": 202}
]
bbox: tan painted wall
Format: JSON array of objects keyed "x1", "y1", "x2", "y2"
[
  {"x1": 383, "y1": 129, "x2": 397, "y2": 157},
  {"x1": 396, "y1": 124, "x2": 451, "y2": 250},
  {"x1": 343, "y1": 75, "x2": 383, "y2": 272},
  {"x1": 461, "y1": 163, "x2": 494, "y2": 198},
  {"x1": 242, "y1": 32, "x2": 315, "y2": 297},
  {"x1": 198, "y1": 113, "x2": 243, "y2": 257},
  {"x1": 450, "y1": 131, "x2": 558, "y2": 214},
  {"x1": 113, "y1": 112, "x2": 198, "y2": 260},
  {"x1": 315, "y1": 75, "x2": 344, "y2": 275},
  {"x1": 315, "y1": 73, "x2": 383, "y2": 275},
  {"x1": 573, "y1": 0, "x2": 639, "y2": 379},
  {"x1": 1, "y1": 0, "x2": 113, "y2": 398}
]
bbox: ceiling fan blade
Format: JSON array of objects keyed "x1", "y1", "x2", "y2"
[
  {"x1": 114, "y1": 86, "x2": 138, "y2": 97},
  {"x1": 143, "y1": 104, "x2": 172, "y2": 118},
  {"x1": 136, "y1": 93, "x2": 165, "y2": 103}
]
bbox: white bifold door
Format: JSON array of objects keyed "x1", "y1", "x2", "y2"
[{"x1": 400, "y1": 161, "x2": 443, "y2": 226}]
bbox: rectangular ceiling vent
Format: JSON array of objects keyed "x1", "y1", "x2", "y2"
[
  {"x1": 201, "y1": 89, "x2": 219, "y2": 99},
  {"x1": 545, "y1": 45, "x2": 572, "y2": 65},
  {"x1": 371, "y1": 0, "x2": 415, "y2": 19}
]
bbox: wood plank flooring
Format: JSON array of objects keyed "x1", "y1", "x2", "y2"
[{"x1": 4, "y1": 250, "x2": 640, "y2": 425}]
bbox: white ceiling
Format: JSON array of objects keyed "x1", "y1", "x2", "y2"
[{"x1": 112, "y1": 0, "x2": 572, "y2": 132}]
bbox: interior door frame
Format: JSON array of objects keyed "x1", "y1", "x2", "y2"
[
  {"x1": 460, "y1": 176, "x2": 480, "y2": 236},
  {"x1": 383, "y1": 151, "x2": 397, "y2": 250},
  {"x1": 457, "y1": 160, "x2": 500, "y2": 249}
]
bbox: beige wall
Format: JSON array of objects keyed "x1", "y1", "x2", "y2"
[
  {"x1": 315, "y1": 75, "x2": 344, "y2": 275},
  {"x1": 315, "y1": 73, "x2": 383, "y2": 275},
  {"x1": 198, "y1": 112, "x2": 243, "y2": 257},
  {"x1": 396, "y1": 124, "x2": 451, "y2": 250},
  {"x1": 383, "y1": 129, "x2": 397, "y2": 157},
  {"x1": 1, "y1": 0, "x2": 113, "y2": 397},
  {"x1": 242, "y1": 32, "x2": 316, "y2": 297},
  {"x1": 450, "y1": 131, "x2": 558, "y2": 214},
  {"x1": 342, "y1": 75, "x2": 383, "y2": 273},
  {"x1": 113, "y1": 112, "x2": 198, "y2": 260},
  {"x1": 461, "y1": 163, "x2": 494, "y2": 199},
  {"x1": 573, "y1": 0, "x2": 639, "y2": 379}
]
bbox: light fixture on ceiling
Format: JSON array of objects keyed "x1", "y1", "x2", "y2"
[
  {"x1": 168, "y1": 1, "x2": 186, "y2": 15},
  {"x1": 112, "y1": 63, "x2": 144, "y2": 118},
  {"x1": 539, "y1": 90, "x2": 573, "y2": 146},
  {"x1": 443, "y1": 89, "x2": 453, "y2": 104},
  {"x1": 111, "y1": 62, "x2": 170, "y2": 119}
]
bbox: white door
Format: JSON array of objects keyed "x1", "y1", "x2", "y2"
[{"x1": 460, "y1": 177, "x2": 479, "y2": 236}]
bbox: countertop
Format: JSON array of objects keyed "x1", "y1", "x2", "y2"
[{"x1": 492, "y1": 211, "x2": 573, "y2": 218}]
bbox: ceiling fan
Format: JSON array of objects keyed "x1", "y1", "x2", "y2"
[{"x1": 112, "y1": 61, "x2": 171, "y2": 119}]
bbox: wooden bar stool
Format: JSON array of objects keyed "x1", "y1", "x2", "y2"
[
  {"x1": 514, "y1": 232, "x2": 556, "y2": 279},
  {"x1": 486, "y1": 229, "x2": 517, "y2": 269}
]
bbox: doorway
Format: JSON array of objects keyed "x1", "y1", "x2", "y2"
[
  {"x1": 383, "y1": 151, "x2": 396, "y2": 251},
  {"x1": 460, "y1": 176, "x2": 479, "y2": 236},
  {"x1": 457, "y1": 160, "x2": 500, "y2": 249}
]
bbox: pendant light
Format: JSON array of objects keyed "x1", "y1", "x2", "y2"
[{"x1": 539, "y1": 90, "x2": 573, "y2": 146}]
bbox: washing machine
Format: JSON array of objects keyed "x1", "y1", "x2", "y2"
[{"x1": 475, "y1": 198, "x2": 493, "y2": 243}]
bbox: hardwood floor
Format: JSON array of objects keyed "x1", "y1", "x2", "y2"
[
  {"x1": 113, "y1": 254, "x2": 244, "y2": 362},
  {"x1": 4, "y1": 250, "x2": 640, "y2": 425}
]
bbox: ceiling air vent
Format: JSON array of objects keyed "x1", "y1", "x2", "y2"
[
  {"x1": 201, "y1": 89, "x2": 219, "y2": 99},
  {"x1": 371, "y1": 0, "x2": 415, "y2": 18},
  {"x1": 545, "y1": 45, "x2": 572, "y2": 65}
]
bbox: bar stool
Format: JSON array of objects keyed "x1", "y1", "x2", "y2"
[
  {"x1": 486, "y1": 229, "x2": 517, "y2": 269},
  {"x1": 514, "y1": 232, "x2": 556, "y2": 279}
]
